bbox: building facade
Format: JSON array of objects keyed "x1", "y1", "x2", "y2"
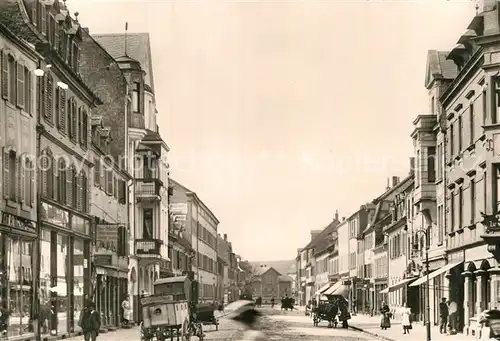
[
  {"x1": 169, "y1": 179, "x2": 219, "y2": 301},
  {"x1": 0, "y1": 19, "x2": 38, "y2": 339}
]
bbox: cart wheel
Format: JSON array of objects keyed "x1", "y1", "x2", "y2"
[{"x1": 181, "y1": 319, "x2": 191, "y2": 341}]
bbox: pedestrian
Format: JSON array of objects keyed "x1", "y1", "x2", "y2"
[
  {"x1": 448, "y1": 299, "x2": 458, "y2": 334},
  {"x1": 401, "y1": 302, "x2": 412, "y2": 334},
  {"x1": 121, "y1": 295, "x2": 131, "y2": 326},
  {"x1": 439, "y1": 297, "x2": 449, "y2": 334},
  {"x1": 380, "y1": 301, "x2": 391, "y2": 330},
  {"x1": 270, "y1": 297, "x2": 275, "y2": 309},
  {"x1": 225, "y1": 300, "x2": 267, "y2": 341},
  {"x1": 78, "y1": 302, "x2": 101, "y2": 341}
]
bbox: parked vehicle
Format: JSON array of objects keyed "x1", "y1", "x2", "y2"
[
  {"x1": 140, "y1": 274, "x2": 204, "y2": 341},
  {"x1": 195, "y1": 302, "x2": 219, "y2": 331}
]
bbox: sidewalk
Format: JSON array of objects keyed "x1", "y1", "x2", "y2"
[{"x1": 349, "y1": 314, "x2": 478, "y2": 341}]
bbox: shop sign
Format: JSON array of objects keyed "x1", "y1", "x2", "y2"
[
  {"x1": 41, "y1": 203, "x2": 69, "y2": 228},
  {"x1": 169, "y1": 203, "x2": 187, "y2": 215},
  {"x1": 94, "y1": 255, "x2": 112, "y2": 266},
  {"x1": 0, "y1": 212, "x2": 36, "y2": 233},
  {"x1": 95, "y1": 224, "x2": 120, "y2": 251}
]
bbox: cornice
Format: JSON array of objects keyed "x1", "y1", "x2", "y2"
[{"x1": 41, "y1": 128, "x2": 94, "y2": 167}]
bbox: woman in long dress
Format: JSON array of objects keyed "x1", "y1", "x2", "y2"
[
  {"x1": 121, "y1": 295, "x2": 132, "y2": 326},
  {"x1": 380, "y1": 302, "x2": 391, "y2": 330},
  {"x1": 401, "y1": 303, "x2": 412, "y2": 334}
]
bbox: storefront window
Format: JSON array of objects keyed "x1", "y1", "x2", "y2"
[
  {"x1": 55, "y1": 234, "x2": 69, "y2": 336},
  {"x1": 73, "y1": 239, "x2": 84, "y2": 333},
  {"x1": 40, "y1": 229, "x2": 52, "y2": 335},
  {"x1": 0, "y1": 233, "x2": 34, "y2": 337},
  {"x1": 72, "y1": 216, "x2": 90, "y2": 236}
]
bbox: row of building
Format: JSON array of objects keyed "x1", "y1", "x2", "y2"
[
  {"x1": 296, "y1": 0, "x2": 500, "y2": 335},
  {"x1": 0, "y1": 0, "x2": 250, "y2": 339}
]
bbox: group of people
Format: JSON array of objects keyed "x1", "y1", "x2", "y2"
[
  {"x1": 379, "y1": 301, "x2": 412, "y2": 334},
  {"x1": 439, "y1": 297, "x2": 459, "y2": 334}
]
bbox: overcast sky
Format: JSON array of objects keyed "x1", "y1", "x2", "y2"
[{"x1": 71, "y1": 0, "x2": 475, "y2": 261}]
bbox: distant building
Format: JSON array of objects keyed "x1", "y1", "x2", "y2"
[{"x1": 251, "y1": 265, "x2": 292, "y2": 303}]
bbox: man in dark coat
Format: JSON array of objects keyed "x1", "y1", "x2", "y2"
[{"x1": 79, "y1": 302, "x2": 101, "y2": 341}]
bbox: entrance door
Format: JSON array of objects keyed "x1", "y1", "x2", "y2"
[{"x1": 407, "y1": 286, "x2": 420, "y2": 322}]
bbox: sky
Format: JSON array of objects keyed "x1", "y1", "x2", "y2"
[{"x1": 70, "y1": 0, "x2": 476, "y2": 262}]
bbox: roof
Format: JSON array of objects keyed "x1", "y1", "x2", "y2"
[
  {"x1": 425, "y1": 50, "x2": 458, "y2": 89},
  {"x1": 93, "y1": 33, "x2": 155, "y2": 93},
  {"x1": 278, "y1": 275, "x2": 293, "y2": 282},
  {"x1": 313, "y1": 220, "x2": 340, "y2": 256},
  {"x1": 302, "y1": 219, "x2": 340, "y2": 253},
  {"x1": 154, "y1": 275, "x2": 188, "y2": 285},
  {"x1": 255, "y1": 266, "x2": 281, "y2": 276},
  {"x1": 250, "y1": 260, "x2": 294, "y2": 276}
]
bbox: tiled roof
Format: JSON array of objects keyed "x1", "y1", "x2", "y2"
[
  {"x1": 312, "y1": 220, "x2": 340, "y2": 256},
  {"x1": 425, "y1": 50, "x2": 458, "y2": 88},
  {"x1": 0, "y1": 0, "x2": 42, "y2": 45},
  {"x1": 92, "y1": 33, "x2": 155, "y2": 93},
  {"x1": 255, "y1": 266, "x2": 281, "y2": 276}
]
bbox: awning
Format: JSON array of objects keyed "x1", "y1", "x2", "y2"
[
  {"x1": 409, "y1": 261, "x2": 463, "y2": 287},
  {"x1": 379, "y1": 277, "x2": 416, "y2": 294},
  {"x1": 324, "y1": 281, "x2": 349, "y2": 297},
  {"x1": 317, "y1": 283, "x2": 332, "y2": 295}
]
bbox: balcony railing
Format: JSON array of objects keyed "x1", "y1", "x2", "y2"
[
  {"x1": 136, "y1": 181, "x2": 161, "y2": 200},
  {"x1": 136, "y1": 238, "x2": 162, "y2": 256},
  {"x1": 129, "y1": 112, "x2": 145, "y2": 130}
]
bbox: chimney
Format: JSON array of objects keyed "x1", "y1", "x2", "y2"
[
  {"x1": 392, "y1": 176, "x2": 400, "y2": 187},
  {"x1": 385, "y1": 178, "x2": 391, "y2": 191},
  {"x1": 335, "y1": 210, "x2": 339, "y2": 221},
  {"x1": 310, "y1": 230, "x2": 322, "y2": 241},
  {"x1": 409, "y1": 157, "x2": 415, "y2": 175},
  {"x1": 224, "y1": 234, "x2": 227, "y2": 241},
  {"x1": 342, "y1": 217, "x2": 346, "y2": 221}
]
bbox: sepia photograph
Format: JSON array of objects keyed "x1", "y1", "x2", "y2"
[{"x1": 1, "y1": 0, "x2": 500, "y2": 340}]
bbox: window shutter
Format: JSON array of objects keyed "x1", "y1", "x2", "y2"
[
  {"x1": 3, "y1": 149, "x2": 9, "y2": 199},
  {"x1": 31, "y1": 3, "x2": 37, "y2": 26},
  {"x1": 94, "y1": 160, "x2": 100, "y2": 187},
  {"x1": 41, "y1": 153, "x2": 48, "y2": 196},
  {"x1": 100, "y1": 163, "x2": 105, "y2": 189},
  {"x1": 45, "y1": 74, "x2": 53, "y2": 122},
  {"x1": 77, "y1": 173, "x2": 82, "y2": 211},
  {"x1": 15, "y1": 155, "x2": 20, "y2": 202},
  {"x1": 78, "y1": 107, "x2": 83, "y2": 144},
  {"x1": 41, "y1": 5, "x2": 47, "y2": 35},
  {"x1": 59, "y1": 90, "x2": 66, "y2": 131},
  {"x1": 66, "y1": 168, "x2": 73, "y2": 206},
  {"x1": 72, "y1": 101, "x2": 77, "y2": 140},
  {"x1": 16, "y1": 61, "x2": 25, "y2": 108},
  {"x1": 19, "y1": 157, "x2": 26, "y2": 203},
  {"x1": 1, "y1": 51, "x2": 8, "y2": 99},
  {"x1": 24, "y1": 67, "x2": 31, "y2": 114},
  {"x1": 30, "y1": 162, "x2": 35, "y2": 207},
  {"x1": 54, "y1": 22, "x2": 59, "y2": 50},
  {"x1": 67, "y1": 98, "x2": 71, "y2": 136},
  {"x1": 52, "y1": 157, "x2": 58, "y2": 201}
]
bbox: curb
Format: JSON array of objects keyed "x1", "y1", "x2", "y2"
[{"x1": 349, "y1": 325, "x2": 395, "y2": 341}]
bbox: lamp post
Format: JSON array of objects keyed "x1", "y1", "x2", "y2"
[{"x1": 414, "y1": 227, "x2": 431, "y2": 341}]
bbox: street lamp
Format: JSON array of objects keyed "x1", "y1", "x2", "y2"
[{"x1": 413, "y1": 226, "x2": 431, "y2": 341}]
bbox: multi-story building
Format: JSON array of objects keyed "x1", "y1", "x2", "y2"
[
  {"x1": 79, "y1": 27, "x2": 135, "y2": 327},
  {"x1": 169, "y1": 179, "x2": 219, "y2": 301},
  {"x1": 337, "y1": 217, "x2": 350, "y2": 284},
  {"x1": 217, "y1": 233, "x2": 239, "y2": 303},
  {"x1": 93, "y1": 33, "x2": 170, "y2": 310},
  {"x1": 296, "y1": 229, "x2": 322, "y2": 304},
  {"x1": 346, "y1": 205, "x2": 373, "y2": 312},
  {"x1": 380, "y1": 176, "x2": 415, "y2": 317},
  {"x1": 88, "y1": 118, "x2": 131, "y2": 329},
  {"x1": 251, "y1": 265, "x2": 292, "y2": 302},
  {"x1": 1, "y1": 1, "x2": 105, "y2": 337},
  {"x1": 0, "y1": 18, "x2": 38, "y2": 339}
]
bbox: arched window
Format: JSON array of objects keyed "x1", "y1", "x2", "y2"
[{"x1": 58, "y1": 158, "x2": 67, "y2": 204}]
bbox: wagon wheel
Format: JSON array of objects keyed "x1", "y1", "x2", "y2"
[
  {"x1": 181, "y1": 319, "x2": 191, "y2": 341},
  {"x1": 197, "y1": 323, "x2": 204, "y2": 341}
]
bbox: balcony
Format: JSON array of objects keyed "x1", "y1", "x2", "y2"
[
  {"x1": 136, "y1": 238, "x2": 162, "y2": 258},
  {"x1": 136, "y1": 181, "x2": 161, "y2": 201}
]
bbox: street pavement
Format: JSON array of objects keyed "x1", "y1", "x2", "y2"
[{"x1": 59, "y1": 307, "x2": 373, "y2": 341}]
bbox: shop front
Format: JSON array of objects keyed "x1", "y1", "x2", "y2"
[
  {"x1": 91, "y1": 223, "x2": 129, "y2": 330},
  {"x1": 39, "y1": 202, "x2": 91, "y2": 338},
  {"x1": 0, "y1": 211, "x2": 37, "y2": 339}
]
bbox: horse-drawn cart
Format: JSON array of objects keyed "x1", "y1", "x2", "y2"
[
  {"x1": 140, "y1": 274, "x2": 204, "y2": 341},
  {"x1": 195, "y1": 302, "x2": 219, "y2": 331},
  {"x1": 312, "y1": 295, "x2": 350, "y2": 328}
]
